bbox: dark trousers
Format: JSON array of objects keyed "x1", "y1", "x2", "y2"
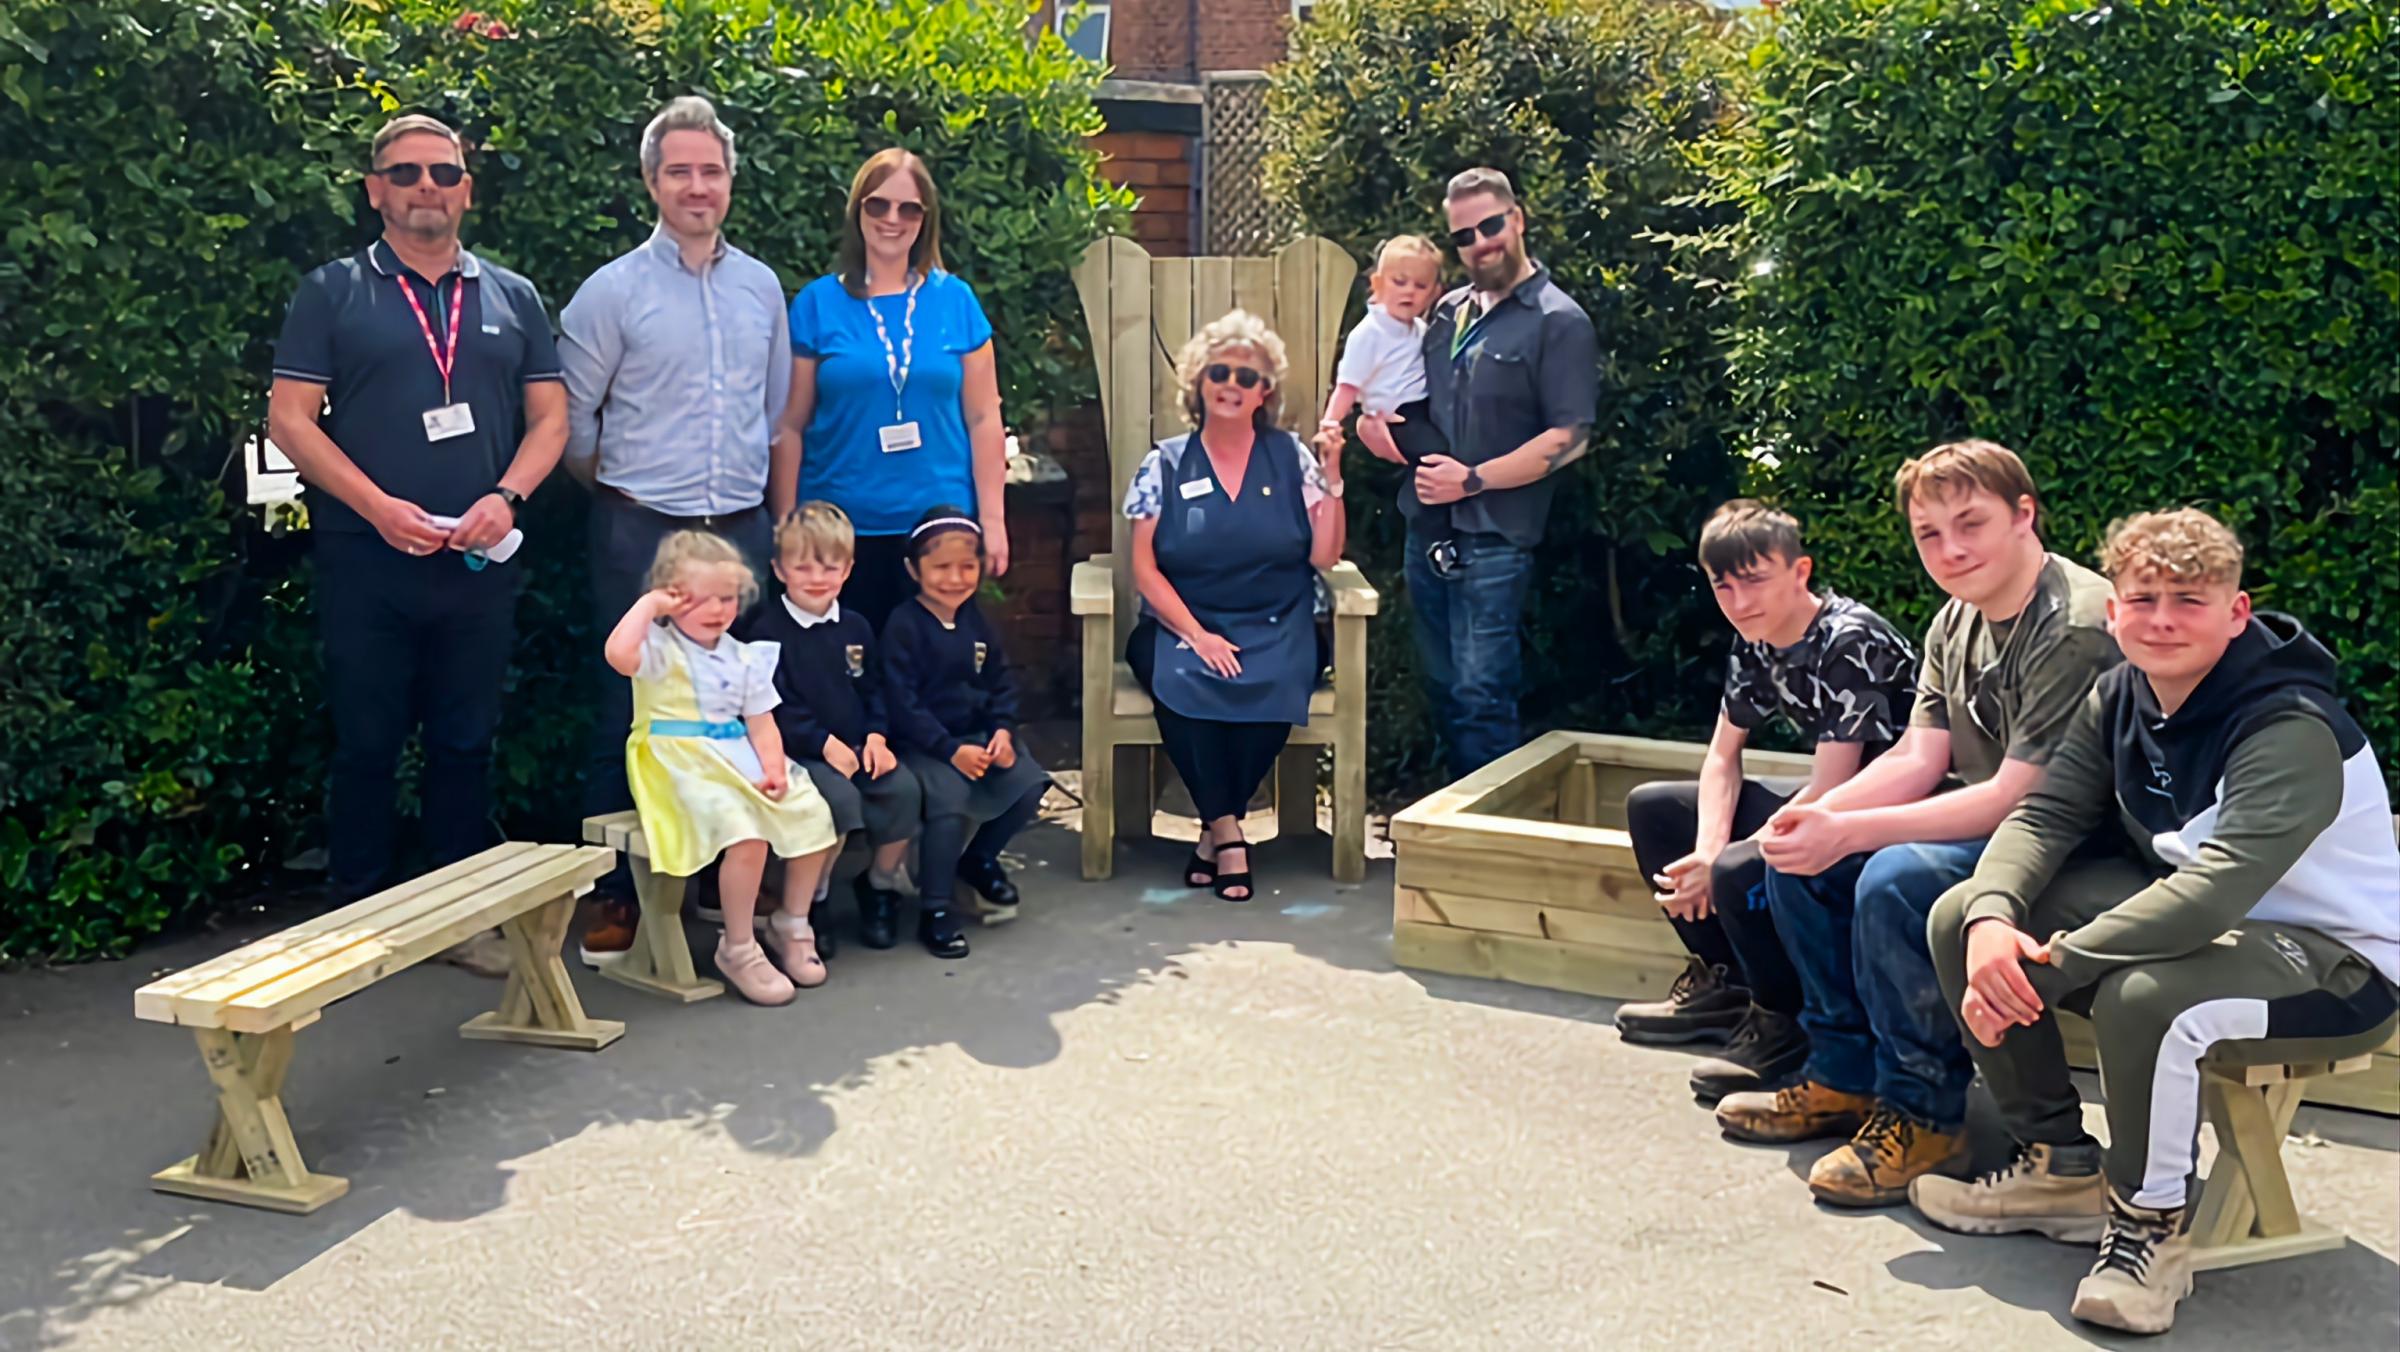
[
  {"x1": 839, "y1": 532, "x2": 914, "y2": 630},
  {"x1": 315, "y1": 530, "x2": 519, "y2": 897},
  {"x1": 917, "y1": 786, "x2": 1044, "y2": 907},
  {"x1": 1126, "y1": 618, "x2": 1296, "y2": 822},
  {"x1": 1404, "y1": 526, "x2": 1534, "y2": 775},
  {"x1": 1767, "y1": 839, "x2": 1988, "y2": 1126},
  {"x1": 582, "y1": 491, "x2": 772, "y2": 827},
  {"x1": 1623, "y1": 777, "x2": 1807, "y2": 1015},
  {"x1": 1388, "y1": 398, "x2": 1453, "y2": 549}
]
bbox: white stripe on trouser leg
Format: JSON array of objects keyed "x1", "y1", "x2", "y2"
[{"x1": 2138, "y1": 997, "x2": 2270, "y2": 1208}]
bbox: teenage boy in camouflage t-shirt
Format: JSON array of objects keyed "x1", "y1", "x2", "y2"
[
  {"x1": 1616, "y1": 502, "x2": 1916, "y2": 1106},
  {"x1": 1716, "y1": 441, "x2": 2120, "y2": 1209}
]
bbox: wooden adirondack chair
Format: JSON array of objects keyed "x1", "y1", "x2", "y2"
[{"x1": 1068, "y1": 235, "x2": 1378, "y2": 883}]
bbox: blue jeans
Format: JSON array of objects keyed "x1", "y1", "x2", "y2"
[
  {"x1": 1765, "y1": 839, "x2": 1988, "y2": 1126},
  {"x1": 1405, "y1": 526, "x2": 1535, "y2": 775}
]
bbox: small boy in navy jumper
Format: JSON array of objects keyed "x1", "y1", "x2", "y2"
[
  {"x1": 880, "y1": 506, "x2": 1051, "y2": 958},
  {"x1": 746, "y1": 502, "x2": 925, "y2": 951}
]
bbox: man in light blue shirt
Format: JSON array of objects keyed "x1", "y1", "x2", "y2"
[{"x1": 560, "y1": 95, "x2": 794, "y2": 957}]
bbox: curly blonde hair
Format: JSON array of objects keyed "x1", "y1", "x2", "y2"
[
  {"x1": 2099, "y1": 508, "x2": 2244, "y2": 587},
  {"x1": 1174, "y1": 309, "x2": 1289, "y2": 430},
  {"x1": 647, "y1": 530, "x2": 759, "y2": 608}
]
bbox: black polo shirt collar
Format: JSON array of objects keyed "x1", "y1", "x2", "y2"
[{"x1": 365, "y1": 236, "x2": 485, "y2": 283}]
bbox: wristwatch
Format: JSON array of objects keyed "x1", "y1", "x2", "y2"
[
  {"x1": 494, "y1": 485, "x2": 526, "y2": 514},
  {"x1": 1462, "y1": 466, "x2": 1485, "y2": 496}
]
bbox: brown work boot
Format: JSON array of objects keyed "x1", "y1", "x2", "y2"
[
  {"x1": 1911, "y1": 1139, "x2": 2108, "y2": 1242},
  {"x1": 577, "y1": 896, "x2": 639, "y2": 969},
  {"x1": 2070, "y1": 1190, "x2": 2193, "y2": 1335},
  {"x1": 1808, "y1": 1104, "x2": 1970, "y2": 1208},
  {"x1": 1715, "y1": 1079, "x2": 1875, "y2": 1144}
]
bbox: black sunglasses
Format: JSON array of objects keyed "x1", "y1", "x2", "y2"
[
  {"x1": 863, "y1": 196, "x2": 927, "y2": 222},
  {"x1": 1448, "y1": 211, "x2": 1510, "y2": 250},
  {"x1": 1205, "y1": 363, "x2": 1266, "y2": 390},
  {"x1": 371, "y1": 161, "x2": 466, "y2": 188}
]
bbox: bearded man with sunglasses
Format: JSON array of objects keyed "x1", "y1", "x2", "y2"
[
  {"x1": 1717, "y1": 441, "x2": 2120, "y2": 1210},
  {"x1": 1400, "y1": 167, "x2": 1597, "y2": 775},
  {"x1": 267, "y1": 114, "x2": 567, "y2": 969}
]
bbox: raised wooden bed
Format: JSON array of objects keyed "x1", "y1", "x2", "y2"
[{"x1": 1388, "y1": 731, "x2": 2397, "y2": 1117}]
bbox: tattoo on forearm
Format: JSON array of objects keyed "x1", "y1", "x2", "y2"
[{"x1": 1546, "y1": 427, "x2": 1592, "y2": 473}]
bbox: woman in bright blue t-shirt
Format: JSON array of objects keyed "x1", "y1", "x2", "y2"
[{"x1": 774, "y1": 148, "x2": 1010, "y2": 625}]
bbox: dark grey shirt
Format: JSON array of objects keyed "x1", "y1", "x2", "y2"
[
  {"x1": 273, "y1": 239, "x2": 563, "y2": 534},
  {"x1": 1414, "y1": 263, "x2": 1598, "y2": 547}
]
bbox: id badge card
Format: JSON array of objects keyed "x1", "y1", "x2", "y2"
[
  {"x1": 423, "y1": 402, "x2": 476, "y2": 442},
  {"x1": 1178, "y1": 477, "x2": 1216, "y2": 501},
  {"x1": 878, "y1": 421, "x2": 923, "y2": 454}
]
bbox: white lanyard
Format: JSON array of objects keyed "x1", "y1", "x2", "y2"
[{"x1": 867, "y1": 275, "x2": 922, "y2": 420}]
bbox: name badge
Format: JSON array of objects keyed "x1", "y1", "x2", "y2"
[
  {"x1": 878, "y1": 421, "x2": 923, "y2": 454},
  {"x1": 423, "y1": 402, "x2": 476, "y2": 442},
  {"x1": 1178, "y1": 477, "x2": 1216, "y2": 501}
]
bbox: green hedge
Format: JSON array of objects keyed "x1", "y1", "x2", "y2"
[
  {"x1": 1712, "y1": 0, "x2": 2397, "y2": 775},
  {"x1": 1267, "y1": 0, "x2": 1754, "y2": 788},
  {"x1": 0, "y1": 0, "x2": 1128, "y2": 960}
]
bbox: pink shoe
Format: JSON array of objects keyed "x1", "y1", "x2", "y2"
[
  {"x1": 763, "y1": 913, "x2": 829, "y2": 989},
  {"x1": 715, "y1": 936, "x2": 796, "y2": 1006}
]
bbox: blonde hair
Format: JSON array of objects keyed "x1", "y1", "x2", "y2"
[
  {"x1": 1373, "y1": 234, "x2": 1442, "y2": 280},
  {"x1": 1893, "y1": 438, "x2": 2039, "y2": 518},
  {"x1": 1174, "y1": 309, "x2": 1290, "y2": 430},
  {"x1": 838, "y1": 147, "x2": 944, "y2": 298},
  {"x1": 2100, "y1": 508, "x2": 2244, "y2": 587},
  {"x1": 776, "y1": 500, "x2": 856, "y2": 565},
  {"x1": 647, "y1": 530, "x2": 759, "y2": 608}
]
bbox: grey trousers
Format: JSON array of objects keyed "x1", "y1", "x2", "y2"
[{"x1": 1929, "y1": 861, "x2": 2398, "y2": 1208}]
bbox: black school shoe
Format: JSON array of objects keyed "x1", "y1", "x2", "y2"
[
  {"x1": 1689, "y1": 1005, "x2": 1810, "y2": 1104},
  {"x1": 918, "y1": 906, "x2": 971, "y2": 959},
  {"x1": 1613, "y1": 958, "x2": 1749, "y2": 1045},
  {"x1": 956, "y1": 853, "x2": 1021, "y2": 910},
  {"x1": 854, "y1": 872, "x2": 902, "y2": 950}
]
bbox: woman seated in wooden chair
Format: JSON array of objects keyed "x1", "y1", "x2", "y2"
[{"x1": 1121, "y1": 310, "x2": 1348, "y2": 901}]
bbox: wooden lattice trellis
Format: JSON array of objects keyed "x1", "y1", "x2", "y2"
[{"x1": 1202, "y1": 71, "x2": 1295, "y2": 257}]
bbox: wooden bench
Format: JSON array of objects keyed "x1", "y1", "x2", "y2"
[
  {"x1": 581, "y1": 810, "x2": 722, "y2": 1002},
  {"x1": 133, "y1": 842, "x2": 621, "y2": 1213},
  {"x1": 2188, "y1": 1042, "x2": 2390, "y2": 1270}
]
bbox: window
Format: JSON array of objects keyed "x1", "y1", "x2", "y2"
[
  {"x1": 1056, "y1": 1, "x2": 1110, "y2": 64},
  {"x1": 1291, "y1": 0, "x2": 1317, "y2": 20}
]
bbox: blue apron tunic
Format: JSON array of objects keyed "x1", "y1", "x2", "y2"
[{"x1": 1146, "y1": 430, "x2": 1319, "y2": 726}]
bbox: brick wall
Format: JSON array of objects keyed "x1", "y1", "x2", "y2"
[
  {"x1": 1091, "y1": 130, "x2": 1195, "y2": 255},
  {"x1": 1045, "y1": 1, "x2": 1295, "y2": 82},
  {"x1": 1194, "y1": 0, "x2": 1295, "y2": 72}
]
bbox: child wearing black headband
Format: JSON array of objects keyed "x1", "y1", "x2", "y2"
[{"x1": 878, "y1": 506, "x2": 1052, "y2": 957}]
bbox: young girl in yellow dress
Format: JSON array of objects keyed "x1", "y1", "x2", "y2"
[{"x1": 604, "y1": 531, "x2": 839, "y2": 1006}]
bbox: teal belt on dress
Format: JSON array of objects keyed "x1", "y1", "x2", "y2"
[{"x1": 648, "y1": 718, "x2": 747, "y2": 739}]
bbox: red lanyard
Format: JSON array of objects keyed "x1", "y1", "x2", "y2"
[{"x1": 396, "y1": 269, "x2": 466, "y2": 404}]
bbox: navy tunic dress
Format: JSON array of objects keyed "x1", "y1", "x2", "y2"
[{"x1": 1135, "y1": 430, "x2": 1321, "y2": 727}]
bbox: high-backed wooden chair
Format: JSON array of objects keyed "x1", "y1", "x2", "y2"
[{"x1": 1068, "y1": 236, "x2": 1377, "y2": 882}]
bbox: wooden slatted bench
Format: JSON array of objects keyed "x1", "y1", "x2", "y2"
[
  {"x1": 133, "y1": 842, "x2": 622, "y2": 1213},
  {"x1": 581, "y1": 810, "x2": 721, "y2": 1002},
  {"x1": 2188, "y1": 1039, "x2": 2393, "y2": 1270}
]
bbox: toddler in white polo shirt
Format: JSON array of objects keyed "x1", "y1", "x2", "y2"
[{"x1": 1316, "y1": 235, "x2": 1456, "y2": 576}]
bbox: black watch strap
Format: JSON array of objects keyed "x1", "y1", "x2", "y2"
[
  {"x1": 496, "y1": 486, "x2": 526, "y2": 511},
  {"x1": 1462, "y1": 466, "x2": 1484, "y2": 495}
]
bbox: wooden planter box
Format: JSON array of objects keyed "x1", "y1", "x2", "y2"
[{"x1": 1388, "y1": 731, "x2": 2398, "y2": 1117}]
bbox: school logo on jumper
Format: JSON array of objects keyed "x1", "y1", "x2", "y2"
[
  {"x1": 972, "y1": 641, "x2": 988, "y2": 674},
  {"x1": 844, "y1": 644, "x2": 865, "y2": 679}
]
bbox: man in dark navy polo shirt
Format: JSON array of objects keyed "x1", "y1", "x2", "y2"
[
  {"x1": 267, "y1": 114, "x2": 566, "y2": 962},
  {"x1": 1400, "y1": 167, "x2": 1597, "y2": 774}
]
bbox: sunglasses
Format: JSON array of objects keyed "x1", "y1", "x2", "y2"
[
  {"x1": 862, "y1": 196, "x2": 927, "y2": 223},
  {"x1": 371, "y1": 161, "x2": 466, "y2": 188},
  {"x1": 1205, "y1": 363, "x2": 1266, "y2": 390},
  {"x1": 1448, "y1": 211, "x2": 1510, "y2": 250}
]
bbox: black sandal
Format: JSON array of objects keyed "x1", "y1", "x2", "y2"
[
  {"x1": 1183, "y1": 846, "x2": 1217, "y2": 888},
  {"x1": 1211, "y1": 841, "x2": 1254, "y2": 903}
]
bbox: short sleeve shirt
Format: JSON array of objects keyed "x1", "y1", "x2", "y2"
[
  {"x1": 787, "y1": 270, "x2": 993, "y2": 535},
  {"x1": 272, "y1": 241, "x2": 562, "y2": 535},
  {"x1": 1722, "y1": 593, "x2": 1918, "y2": 754},
  {"x1": 637, "y1": 624, "x2": 781, "y2": 722},
  {"x1": 1911, "y1": 555, "x2": 2121, "y2": 786},
  {"x1": 1334, "y1": 305, "x2": 1428, "y2": 415},
  {"x1": 1414, "y1": 264, "x2": 1598, "y2": 547}
]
